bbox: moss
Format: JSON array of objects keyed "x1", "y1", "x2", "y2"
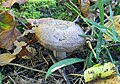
[{"x1": 18, "y1": 1, "x2": 77, "y2": 21}]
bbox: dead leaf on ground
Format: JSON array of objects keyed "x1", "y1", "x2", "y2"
[
  {"x1": 88, "y1": 75, "x2": 120, "y2": 84},
  {"x1": 2, "y1": 0, "x2": 28, "y2": 8},
  {"x1": 13, "y1": 40, "x2": 36, "y2": 59},
  {"x1": 13, "y1": 40, "x2": 27, "y2": 55},
  {"x1": 17, "y1": 45, "x2": 36, "y2": 59},
  {"x1": 0, "y1": 53, "x2": 16, "y2": 66},
  {"x1": 0, "y1": 11, "x2": 21, "y2": 50},
  {"x1": 0, "y1": 27, "x2": 21, "y2": 50},
  {"x1": 104, "y1": 15, "x2": 120, "y2": 40},
  {"x1": 0, "y1": 11, "x2": 15, "y2": 32},
  {"x1": 78, "y1": 0, "x2": 90, "y2": 17},
  {"x1": 84, "y1": 62, "x2": 116, "y2": 82}
]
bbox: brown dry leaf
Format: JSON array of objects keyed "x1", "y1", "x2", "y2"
[
  {"x1": 0, "y1": 11, "x2": 13, "y2": 24},
  {"x1": 13, "y1": 40, "x2": 27, "y2": 55},
  {"x1": 13, "y1": 40, "x2": 36, "y2": 59},
  {"x1": 0, "y1": 11, "x2": 21, "y2": 50},
  {"x1": 0, "y1": 53, "x2": 16, "y2": 66},
  {"x1": 2, "y1": 0, "x2": 28, "y2": 8},
  {"x1": 0, "y1": 27, "x2": 21, "y2": 50},
  {"x1": 78, "y1": 0, "x2": 90, "y2": 17},
  {"x1": 88, "y1": 76, "x2": 120, "y2": 84},
  {"x1": 104, "y1": 15, "x2": 120, "y2": 40},
  {"x1": 0, "y1": 11, "x2": 14, "y2": 32},
  {"x1": 17, "y1": 46, "x2": 33, "y2": 58}
]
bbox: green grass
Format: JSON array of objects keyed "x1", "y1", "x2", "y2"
[{"x1": 0, "y1": 72, "x2": 3, "y2": 84}]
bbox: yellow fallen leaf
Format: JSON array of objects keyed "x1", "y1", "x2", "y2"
[
  {"x1": 84, "y1": 62, "x2": 116, "y2": 82},
  {"x1": 104, "y1": 15, "x2": 120, "y2": 40},
  {"x1": 70, "y1": 62, "x2": 117, "y2": 83},
  {"x1": 88, "y1": 76, "x2": 120, "y2": 84},
  {"x1": 78, "y1": 0, "x2": 90, "y2": 17},
  {"x1": 0, "y1": 11, "x2": 21, "y2": 50},
  {"x1": 0, "y1": 53, "x2": 16, "y2": 66}
]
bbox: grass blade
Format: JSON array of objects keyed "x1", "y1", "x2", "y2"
[
  {"x1": 95, "y1": 0, "x2": 104, "y2": 62},
  {"x1": 45, "y1": 58, "x2": 85, "y2": 79},
  {"x1": 98, "y1": 0, "x2": 104, "y2": 25},
  {"x1": 109, "y1": 5, "x2": 117, "y2": 42}
]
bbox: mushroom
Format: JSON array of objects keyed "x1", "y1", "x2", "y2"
[{"x1": 33, "y1": 18, "x2": 85, "y2": 59}]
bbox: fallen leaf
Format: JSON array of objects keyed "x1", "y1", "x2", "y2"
[
  {"x1": 84, "y1": 62, "x2": 116, "y2": 82},
  {"x1": 78, "y1": 0, "x2": 90, "y2": 17},
  {"x1": 17, "y1": 45, "x2": 35, "y2": 58},
  {"x1": 88, "y1": 76, "x2": 120, "y2": 84},
  {"x1": 13, "y1": 40, "x2": 36, "y2": 58},
  {"x1": 0, "y1": 11, "x2": 13, "y2": 25},
  {"x1": 13, "y1": 40, "x2": 27, "y2": 55},
  {"x1": 104, "y1": 15, "x2": 120, "y2": 40},
  {"x1": 0, "y1": 11, "x2": 21, "y2": 50},
  {"x1": 0, "y1": 11, "x2": 14, "y2": 32},
  {"x1": 0, "y1": 27, "x2": 21, "y2": 50},
  {"x1": 0, "y1": 53, "x2": 16, "y2": 66},
  {"x1": 2, "y1": 0, "x2": 28, "y2": 8}
]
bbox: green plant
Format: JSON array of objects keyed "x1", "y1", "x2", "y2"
[{"x1": 0, "y1": 72, "x2": 3, "y2": 84}]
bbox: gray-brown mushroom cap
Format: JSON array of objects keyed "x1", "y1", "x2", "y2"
[{"x1": 34, "y1": 18, "x2": 85, "y2": 52}]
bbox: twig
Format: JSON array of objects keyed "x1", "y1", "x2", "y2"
[
  {"x1": 0, "y1": 62, "x2": 61, "y2": 77},
  {"x1": 40, "y1": 51, "x2": 49, "y2": 65},
  {"x1": 16, "y1": 17, "x2": 29, "y2": 29},
  {"x1": 8, "y1": 76, "x2": 16, "y2": 84},
  {"x1": 87, "y1": 41, "x2": 97, "y2": 59},
  {"x1": 66, "y1": 0, "x2": 80, "y2": 23},
  {"x1": 73, "y1": 15, "x2": 80, "y2": 23}
]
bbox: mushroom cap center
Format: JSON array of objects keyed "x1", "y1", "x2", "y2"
[{"x1": 34, "y1": 18, "x2": 85, "y2": 52}]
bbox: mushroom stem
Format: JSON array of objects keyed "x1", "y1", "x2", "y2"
[
  {"x1": 53, "y1": 51, "x2": 71, "y2": 84},
  {"x1": 53, "y1": 51, "x2": 67, "y2": 59}
]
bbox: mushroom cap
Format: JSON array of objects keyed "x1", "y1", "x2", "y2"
[{"x1": 34, "y1": 18, "x2": 85, "y2": 52}]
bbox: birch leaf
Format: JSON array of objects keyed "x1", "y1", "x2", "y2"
[{"x1": 0, "y1": 53, "x2": 16, "y2": 66}]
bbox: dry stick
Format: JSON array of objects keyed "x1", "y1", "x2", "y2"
[
  {"x1": 16, "y1": 17, "x2": 29, "y2": 29},
  {"x1": 8, "y1": 76, "x2": 17, "y2": 84},
  {"x1": 79, "y1": 77, "x2": 85, "y2": 84},
  {"x1": 40, "y1": 51, "x2": 49, "y2": 65},
  {"x1": 48, "y1": 54, "x2": 71, "y2": 84},
  {"x1": 0, "y1": 62, "x2": 61, "y2": 77},
  {"x1": 66, "y1": 0, "x2": 80, "y2": 23}
]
